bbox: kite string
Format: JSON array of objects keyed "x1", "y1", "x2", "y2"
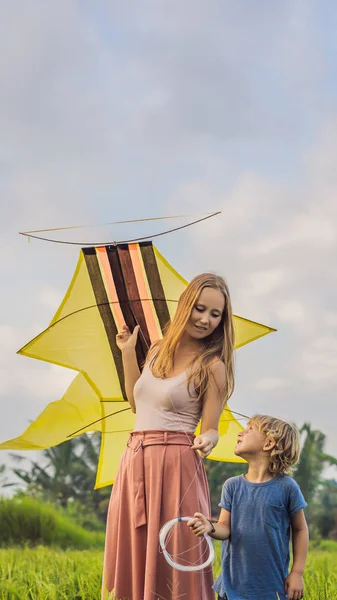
[
  {"x1": 125, "y1": 326, "x2": 214, "y2": 570},
  {"x1": 119, "y1": 308, "x2": 208, "y2": 536},
  {"x1": 132, "y1": 315, "x2": 214, "y2": 520},
  {"x1": 98, "y1": 264, "x2": 232, "y2": 568}
]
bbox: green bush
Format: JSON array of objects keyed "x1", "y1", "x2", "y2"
[{"x1": 0, "y1": 497, "x2": 105, "y2": 549}]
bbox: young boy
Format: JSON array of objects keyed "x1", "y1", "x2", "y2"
[{"x1": 188, "y1": 415, "x2": 309, "y2": 600}]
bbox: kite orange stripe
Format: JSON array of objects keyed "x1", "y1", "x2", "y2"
[
  {"x1": 129, "y1": 244, "x2": 160, "y2": 343},
  {"x1": 96, "y1": 247, "x2": 126, "y2": 331}
]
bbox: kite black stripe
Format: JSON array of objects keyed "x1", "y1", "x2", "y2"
[
  {"x1": 83, "y1": 247, "x2": 127, "y2": 400},
  {"x1": 106, "y1": 245, "x2": 148, "y2": 368},
  {"x1": 140, "y1": 242, "x2": 171, "y2": 334}
]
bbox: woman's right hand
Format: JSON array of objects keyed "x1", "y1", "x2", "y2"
[{"x1": 116, "y1": 324, "x2": 140, "y2": 352}]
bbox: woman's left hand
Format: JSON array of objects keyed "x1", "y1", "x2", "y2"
[{"x1": 191, "y1": 435, "x2": 214, "y2": 458}]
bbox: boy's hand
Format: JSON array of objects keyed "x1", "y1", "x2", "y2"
[
  {"x1": 284, "y1": 571, "x2": 304, "y2": 599},
  {"x1": 187, "y1": 512, "x2": 212, "y2": 537}
]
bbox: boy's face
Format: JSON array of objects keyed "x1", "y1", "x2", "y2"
[{"x1": 234, "y1": 421, "x2": 270, "y2": 457}]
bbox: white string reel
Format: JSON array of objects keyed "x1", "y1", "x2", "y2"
[{"x1": 159, "y1": 516, "x2": 215, "y2": 572}]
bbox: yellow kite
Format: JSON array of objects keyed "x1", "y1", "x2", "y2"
[{"x1": 0, "y1": 242, "x2": 275, "y2": 487}]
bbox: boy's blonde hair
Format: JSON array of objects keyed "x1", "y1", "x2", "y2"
[{"x1": 249, "y1": 414, "x2": 301, "y2": 476}]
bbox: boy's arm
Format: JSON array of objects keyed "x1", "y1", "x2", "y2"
[
  {"x1": 290, "y1": 509, "x2": 309, "y2": 574},
  {"x1": 284, "y1": 509, "x2": 309, "y2": 598},
  {"x1": 210, "y1": 508, "x2": 231, "y2": 541},
  {"x1": 187, "y1": 508, "x2": 231, "y2": 541}
]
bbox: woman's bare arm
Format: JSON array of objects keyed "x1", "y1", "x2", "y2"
[
  {"x1": 192, "y1": 361, "x2": 226, "y2": 456},
  {"x1": 116, "y1": 325, "x2": 141, "y2": 413},
  {"x1": 121, "y1": 347, "x2": 141, "y2": 412}
]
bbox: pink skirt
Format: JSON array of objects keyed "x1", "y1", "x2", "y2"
[{"x1": 102, "y1": 430, "x2": 215, "y2": 600}]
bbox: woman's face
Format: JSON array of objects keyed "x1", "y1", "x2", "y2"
[{"x1": 185, "y1": 287, "x2": 225, "y2": 341}]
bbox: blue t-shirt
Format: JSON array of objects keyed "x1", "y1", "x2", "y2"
[{"x1": 213, "y1": 474, "x2": 307, "y2": 600}]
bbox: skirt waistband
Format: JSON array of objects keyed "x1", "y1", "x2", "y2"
[
  {"x1": 127, "y1": 430, "x2": 196, "y2": 528},
  {"x1": 128, "y1": 430, "x2": 195, "y2": 450}
]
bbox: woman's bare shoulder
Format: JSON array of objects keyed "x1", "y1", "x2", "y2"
[{"x1": 209, "y1": 359, "x2": 226, "y2": 386}]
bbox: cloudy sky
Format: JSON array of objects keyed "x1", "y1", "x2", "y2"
[{"x1": 1, "y1": 1, "x2": 337, "y2": 483}]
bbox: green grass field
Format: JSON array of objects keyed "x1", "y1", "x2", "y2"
[{"x1": 0, "y1": 544, "x2": 336, "y2": 599}]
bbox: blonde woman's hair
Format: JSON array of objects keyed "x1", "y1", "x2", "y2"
[
  {"x1": 249, "y1": 414, "x2": 301, "y2": 476},
  {"x1": 150, "y1": 273, "x2": 235, "y2": 405}
]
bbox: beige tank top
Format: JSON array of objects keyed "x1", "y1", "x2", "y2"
[{"x1": 133, "y1": 363, "x2": 202, "y2": 432}]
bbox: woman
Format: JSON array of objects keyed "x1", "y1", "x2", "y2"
[{"x1": 102, "y1": 273, "x2": 235, "y2": 600}]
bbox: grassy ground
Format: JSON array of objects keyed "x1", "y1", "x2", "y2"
[{"x1": 0, "y1": 544, "x2": 336, "y2": 599}]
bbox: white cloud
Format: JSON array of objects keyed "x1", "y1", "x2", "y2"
[
  {"x1": 300, "y1": 337, "x2": 337, "y2": 386},
  {"x1": 38, "y1": 286, "x2": 64, "y2": 312},
  {"x1": 0, "y1": 325, "x2": 29, "y2": 355},
  {"x1": 324, "y1": 313, "x2": 337, "y2": 327},
  {"x1": 15, "y1": 364, "x2": 75, "y2": 401},
  {"x1": 254, "y1": 377, "x2": 289, "y2": 391},
  {"x1": 276, "y1": 302, "x2": 307, "y2": 324},
  {"x1": 254, "y1": 213, "x2": 336, "y2": 256},
  {"x1": 246, "y1": 269, "x2": 287, "y2": 297},
  {"x1": 0, "y1": 324, "x2": 74, "y2": 401},
  {"x1": 0, "y1": 368, "x2": 11, "y2": 396}
]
